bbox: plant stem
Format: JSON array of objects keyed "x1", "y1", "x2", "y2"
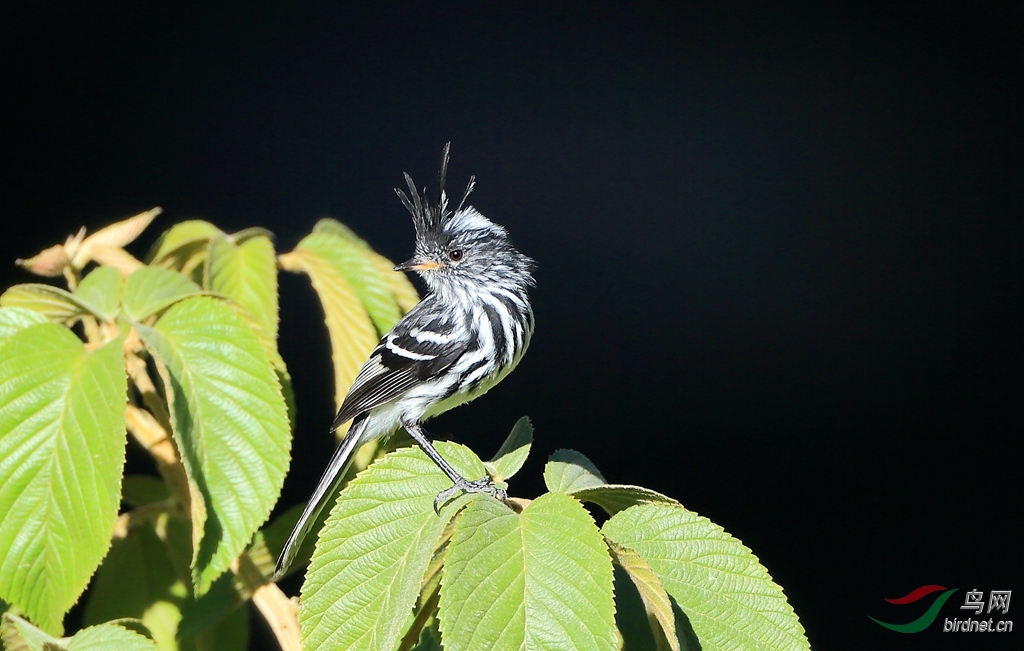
[{"x1": 232, "y1": 553, "x2": 301, "y2": 651}]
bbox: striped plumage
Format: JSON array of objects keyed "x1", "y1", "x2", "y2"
[{"x1": 275, "y1": 146, "x2": 534, "y2": 578}]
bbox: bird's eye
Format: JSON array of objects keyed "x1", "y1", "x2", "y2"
[{"x1": 448, "y1": 249, "x2": 464, "y2": 261}]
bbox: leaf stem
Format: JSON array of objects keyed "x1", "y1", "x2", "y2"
[
  {"x1": 232, "y1": 553, "x2": 301, "y2": 651},
  {"x1": 125, "y1": 403, "x2": 190, "y2": 508}
]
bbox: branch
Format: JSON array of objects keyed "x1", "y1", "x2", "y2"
[{"x1": 232, "y1": 553, "x2": 301, "y2": 651}]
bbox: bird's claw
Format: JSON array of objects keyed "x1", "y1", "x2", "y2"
[{"x1": 433, "y1": 475, "x2": 507, "y2": 513}]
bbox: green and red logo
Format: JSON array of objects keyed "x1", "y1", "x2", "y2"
[{"x1": 869, "y1": 585, "x2": 959, "y2": 633}]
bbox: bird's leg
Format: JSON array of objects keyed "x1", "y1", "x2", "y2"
[{"x1": 402, "y1": 420, "x2": 507, "y2": 513}]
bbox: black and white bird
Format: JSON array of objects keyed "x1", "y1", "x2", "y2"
[{"x1": 275, "y1": 145, "x2": 535, "y2": 578}]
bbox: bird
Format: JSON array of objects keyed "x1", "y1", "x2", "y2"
[{"x1": 274, "y1": 144, "x2": 535, "y2": 578}]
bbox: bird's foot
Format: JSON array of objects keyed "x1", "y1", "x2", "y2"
[{"x1": 434, "y1": 475, "x2": 507, "y2": 513}]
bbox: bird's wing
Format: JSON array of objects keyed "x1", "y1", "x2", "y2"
[{"x1": 331, "y1": 306, "x2": 471, "y2": 429}]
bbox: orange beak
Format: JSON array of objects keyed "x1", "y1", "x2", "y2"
[{"x1": 394, "y1": 258, "x2": 441, "y2": 272}]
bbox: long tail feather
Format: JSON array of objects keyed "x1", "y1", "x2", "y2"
[{"x1": 274, "y1": 416, "x2": 368, "y2": 579}]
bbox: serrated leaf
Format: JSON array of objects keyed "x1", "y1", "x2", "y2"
[
  {"x1": 93, "y1": 619, "x2": 155, "y2": 642},
  {"x1": 439, "y1": 492, "x2": 617, "y2": 651},
  {"x1": 0, "y1": 307, "x2": 49, "y2": 341},
  {"x1": 484, "y1": 416, "x2": 533, "y2": 482},
  {"x1": 0, "y1": 284, "x2": 95, "y2": 323},
  {"x1": 3, "y1": 614, "x2": 57, "y2": 646},
  {"x1": 97, "y1": 513, "x2": 248, "y2": 650},
  {"x1": 314, "y1": 218, "x2": 420, "y2": 314},
  {"x1": 289, "y1": 231, "x2": 402, "y2": 334},
  {"x1": 607, "y1": 540, "x2": 679, "y2": 651},
  {"x1": 146, "y1": 220, "x2": 222, "y2": 272},
  {"x1": 121, "y1": 267, "x2": 203, "y2": 322},
  {"x1": 188, "y1": 599, "x2": 249, "y2": 651},
  {"x1": 368, "y1": 250, "x2": 420, "y2": 313},
  {"x1": 308, "y1": 221, "x2": 418, "y2": 310},
  {"x1": 278, "y1": 242, "x2": 378, "y2": 422},
  {"x1": 177, "y1": 571, "x2": 246, "y2": 643},
  {"x1": 408, "y1": 622, "x2": 444, "y2": 651},
  {"x1": 230, "y1": 226, "x2": 275, "y2": 244},
  {"x1": 299, "y1": 443, "x2": 483, "y2": 651},
  {"x1": 83, "y1": 521, "x2": 187, "y2": 650},
  {"x1": 247, "y1": 504, "x2": 304, "y2": 577},
  {"x1": 73, "y1": 267, "x2": 122, "y2": 321},
  {"x1": 136, "y1": 297, "x2": 290, "y2": 594},
  {"x1": 543, "y1": 451, "x2": 679, "y2": 516},
  {"x1": 69, "y1": 622, "x2": 160, "y2": 651},
  {"x1": 312, "y1": 218, "x2": 366, "y2": 243},
  {"x1": 543, "y1": 448, "x2": 608, "y2": 493},
  {"x1": 602, "y1": 504, "x2": 809, "y2": 651},
  {"x1": 205, "y1": 235, "x2": 279, "y2": 343},
  {"x1": 614, "y1": 564, "x2": 658, "y2": 650},
  {"x1": 3, "y1": 613, "x2": 63, "y2": 651},
  {"x1": 572, "y1": 485, "x2": 680, "y2": 517},
  {"x1": 0, "y1": 328, "x2": 127, "y2": 633}
]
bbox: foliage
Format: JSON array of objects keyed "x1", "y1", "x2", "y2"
[{"x1": 0, "y1": 210, "x2": 809, "y2": 650}]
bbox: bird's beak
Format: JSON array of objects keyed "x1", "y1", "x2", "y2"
[{"x1": 394, "y1": 258, "x2": 441, "y2": 272}]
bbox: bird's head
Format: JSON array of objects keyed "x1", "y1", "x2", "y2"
[{"x1": 394, "y1": 145, "x2": 534, "y2": 300}]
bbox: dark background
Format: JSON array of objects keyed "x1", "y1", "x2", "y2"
[{"x1": 2, "y1": 3, "x2": 1020, "y2": 649}]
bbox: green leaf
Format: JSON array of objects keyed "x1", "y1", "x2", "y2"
[
  {"x1": 543, "y1": 449, "x2": 679, "y2": 516},
  {"x1": 73, "y1": 267, "x2": 122, "y2": 321},
  {"x1": 205, "y1": 234, "x2": 279, "y2": 343},
  {"x1": 83, "y1": 521, "x2": 187, "y2": 650},
  {"x1": 607, "y1": 540, "x2": 679, "y2": 651},
  {"x1": 0, "y1": 328, "x2": 127, "y2": 633},
  {"x1": 278, "y1": 239, "x2": 378, "y2": 421},
  {"x1": 572, "y1": 485, "x2": 680, "y2": 517},
  {"x1": 300, "y1": 442, "x2": 482, "y2": 651},
  {"x1": 203, "y1": 234, "x2": 291, "y2": 421},
  {"x1": 543, "y1": 448, "x2": 608, "y2": 493},
  {"x1": 372, "y1": 251, "x2": 420, "y2": 313},
  {"x1": 3, "y1": 613, "x2": 63, "y2": 651},
  {"x1": 146, "y1": 220, "x2": 222, "y2": 277},
  {"x1": 121, "y1": 267, "x2": 203, "y2": 322},
  {"x1": 439, "y1": 492, "x2": 618, "y2": 651},
  {"x1": 614, "y1": 564, "x2": 658, "y2": 650},
  {"x1": 68, "y1": 622, "x2": 160, "y2": 651},
  {"x1": 312, "y1": 218, "x2": 419, "y2": 311},
  {"x1": 602, "y1": 504, "x2": 809, "y2": 651},
  {"x1": 305, "y1": 219, "x2": 417, "y2": 311},
  {"x1": 407, "y1": 622, "x2": 444, "y2": 651},
  {"x1": 120, "y1": 475, "x2": 171, "y2": 508},
  {"x1": 177, "y1": 572, "x2": 246, "y2": 643},
  {"x1": 137, "y1": 296, "x2": 290, "y2": 594},
  {"x1": 3, "y1": 610, "x2": 58, "y2": 651},
  {"x1": 289, "y1": 231, "x2": 401, "y2": 334},
  {"x1": 187, "y1": 599, "x2": 249, "y2": 651},
  {"x1": 230, "y1": 226, "x2": 275, "y2": 244},
  {"x1": 0, "y1": 284, "x2": 94, "y2": 323},
  {"x1": 247, "y1": 504, "x2": 304, "y2": 578},
  {"x1": 0, "y1": 307, "x2": 49, "y2": 341},
  {"x1": 91, "y1": 513, "x2": 247, "y2": 650},
  {"x1": 312, "y1": 218, "x2": 367, "y2": 243},
  {"x1": 483, "y1": 416, "x2": 533, "y2": 482}
]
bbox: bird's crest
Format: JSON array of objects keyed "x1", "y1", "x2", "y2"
[{"x1": 396, "y1": 142, "x2": 476, "y2": 236}]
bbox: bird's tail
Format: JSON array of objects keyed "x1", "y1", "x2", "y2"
[{"x1": 274, "y1": 415, "x2": 368, "y2": 579}]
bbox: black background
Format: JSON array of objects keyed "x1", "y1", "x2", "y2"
[{"x1": 2, "y1": 3, "x2": 1020, "y2": 649}]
